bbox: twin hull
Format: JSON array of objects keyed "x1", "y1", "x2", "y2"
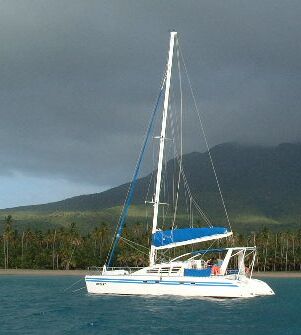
[{"x1": 85, "y1": 274, "x2": 274, "y2": 298}]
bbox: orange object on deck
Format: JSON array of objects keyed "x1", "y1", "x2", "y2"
[{"x1": 211, "y1": 265, "x2": 220, "y2": 275}]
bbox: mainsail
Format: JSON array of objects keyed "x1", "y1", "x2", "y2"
[{"x1": 152, "y1": 227, "x2": 232, "y2": 250}]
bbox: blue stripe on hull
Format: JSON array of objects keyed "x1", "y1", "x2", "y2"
[{"x1": 85, "y1": 277, "x2": 238, "y2": 287}]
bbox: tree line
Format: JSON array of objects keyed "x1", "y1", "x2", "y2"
[{"x1": 1, "y1": 215, "x2": 301, "y2": 271}]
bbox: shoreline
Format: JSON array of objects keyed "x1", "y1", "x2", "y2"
[
  {"x1": 0, "y1": 269, "x2": 300, "y2": 278},
  {"x1": 0, "y1": 269, "x2": 89, "y2": 276},
  {"x1": 253, "y1": 271, "x2": 301, "y2": 278}
]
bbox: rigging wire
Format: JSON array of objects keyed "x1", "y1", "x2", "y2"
[
  {"x1": 168, "y1": 76, "x2": 213, "y2": 227},
  {"x1": 171, "y1": 37, "x2": 183, "y2": 230},
  {"x1": 177, "y1": 40, "x2": 233, "y2": 232},
  {"x1": 180, "y1": 169, "x2": 212, "y2": 226},
  {"x1": 145, "y1": 167, "x2": 154, "y2": 202},
  {"x1": 106, "y1": 35, "x2": 232, "y2": 268},
  {"x1": 144, "y1": 138, "x2": 156, "y2": 232},
  {"x1": 121, "y1": 236, "x2": 149, "y2": 250},
  {"x1": 120, "y1": 237, "x2": 150, "y2": 257},
  {"x1": 169, "y1": 38, "x2": 212, "y2": 229},
  {"x1": 105, "y1": 74, "x2": 166, "y2": 267}
]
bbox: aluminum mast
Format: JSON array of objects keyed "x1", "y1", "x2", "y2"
[{"x1": 149, "y1": 31, "x2": 177, "y2": 266}]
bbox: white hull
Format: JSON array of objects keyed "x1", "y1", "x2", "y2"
[
  {"x1": 85, "y1": 274, "x2": 274, "y2": 298},
  {"x1": 84, "y1": 33, "x2": 275, "y2": 301}
]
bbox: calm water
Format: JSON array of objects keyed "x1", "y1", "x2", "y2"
[{"x1": 0, "y1": 276, "x2": 300, "y2": 335}]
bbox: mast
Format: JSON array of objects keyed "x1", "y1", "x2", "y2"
[{"x1": 149, "y1": 31, "x2": 177, "y2": 266}]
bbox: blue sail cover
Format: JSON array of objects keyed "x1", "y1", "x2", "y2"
[{"x1": 152, "y1": 227, "x2": 232, "y2": 250}]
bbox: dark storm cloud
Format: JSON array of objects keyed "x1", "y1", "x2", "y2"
[{"x1": 1, "y1": 0, "x2": 301, "y2": 187}]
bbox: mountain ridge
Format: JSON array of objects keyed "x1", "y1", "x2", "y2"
[{"x1": 1, "y1": 142, "x2": 301, "y2": 232}]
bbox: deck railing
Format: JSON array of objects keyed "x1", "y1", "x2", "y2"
[{"x1": 86, "y1": 266, "x2": 143, "y2": 274}]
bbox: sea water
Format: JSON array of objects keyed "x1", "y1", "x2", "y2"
[{"x1": 0, "y1": 276, "x2": 300, "y2": 335}]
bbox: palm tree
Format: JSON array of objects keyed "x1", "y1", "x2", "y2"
[{"x1": 3, "y1": 215, "x2": 13, "y2": 269}]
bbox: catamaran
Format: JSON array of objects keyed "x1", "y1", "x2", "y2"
[{"x1": 85, "y1": 32, "x2": 274, "y2": 298}]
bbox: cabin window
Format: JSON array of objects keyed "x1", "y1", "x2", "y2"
[{"x1": 146, "y1": 268, "x2": 159, "y2": 274}]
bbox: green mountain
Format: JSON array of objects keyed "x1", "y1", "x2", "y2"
[{"x1": 1, "y1": 142, "x2": 301, "y2": 233}]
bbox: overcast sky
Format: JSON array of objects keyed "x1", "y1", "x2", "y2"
[{"x1": 1, "y1": 0, "x2": 301, "y2": 208}]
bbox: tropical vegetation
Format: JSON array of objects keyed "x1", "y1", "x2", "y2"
[{"x1": 1, "y1": 215, "x2": 301, "y2": 272}]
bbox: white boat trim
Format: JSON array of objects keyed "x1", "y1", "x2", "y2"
[{"x1": 85, "y1": 32, "x2": 275, "y2": 299}]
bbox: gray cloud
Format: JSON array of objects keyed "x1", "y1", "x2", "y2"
[{"x1": 1, "y1": 0, "x2": 301, "y2": 188}]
